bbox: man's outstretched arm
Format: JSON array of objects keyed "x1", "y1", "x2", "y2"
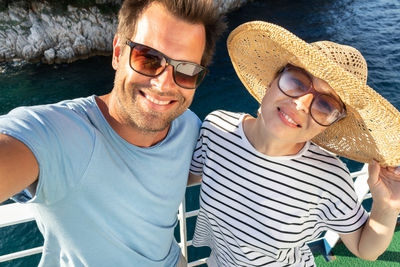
[{"x1": 0, "y1": 134, "x2": 39, "y2": 203}]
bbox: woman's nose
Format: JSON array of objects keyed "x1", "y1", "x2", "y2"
[{"x1": 294, "y1": 93, "x2": 314, "y2": 113}]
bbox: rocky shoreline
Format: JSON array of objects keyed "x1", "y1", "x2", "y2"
[{"x1": 0, "y1": 0, "x2": 249, "y2": 64}]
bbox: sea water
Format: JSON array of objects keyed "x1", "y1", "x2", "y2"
[{"x1": 0, "y1": 0, "x2": 399, "y2": 265}]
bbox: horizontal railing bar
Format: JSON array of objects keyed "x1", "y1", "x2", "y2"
[
  {"x1": 350, "y1": 169, "x2": 368, "y2": 178},
  {"x1": 0, "y1": 203, "x2": 34, "y2": 228},
  {"x1": 188, "y1": 258, "x2": 207, "y2": 267},
  {"x1": 185, "y1": 210, "x2": 199, "y2": 218},
  {"x1": 0, "y1": 246, "x2": 43, "y2": 263}
]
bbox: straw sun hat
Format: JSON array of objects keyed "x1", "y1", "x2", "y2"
[{"x1": 227, "y1": 21, "x2": 400, "y2": 166}]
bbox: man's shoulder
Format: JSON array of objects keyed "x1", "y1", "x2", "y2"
[
  {"x1": 161, "y1": 109, "x2": 201, "y2": 143},
  {"x1": 177, "y1": 109, "x2": 201, "y2": 129},
  {"x1": 181, "y1": 108, "x2": 200, "y2": 121},
  {"x1": 8, "y1": 95, "x2": 95, "y2": 119},
  {"x1": 57, "y1": 95, "x2": 95, "y2": 111},
  {"x1": 1, "y1": 96, "x2": 97, "y2": 143},
  {"x1": 43, "y1": 95, "x2": 96, "y2": 118}
]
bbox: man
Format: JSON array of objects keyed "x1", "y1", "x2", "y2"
[{"x1": 0, "y1": 0, "x2": 226, "y2": 266}]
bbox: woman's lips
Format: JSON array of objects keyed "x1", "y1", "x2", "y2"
[{"x1": 277, "y1": 107, "x2": 301, "y2": 128}]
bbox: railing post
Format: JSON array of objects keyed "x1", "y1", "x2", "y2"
[{"x1": 178, "y1": 198, "x2": 188, "y2": 260}]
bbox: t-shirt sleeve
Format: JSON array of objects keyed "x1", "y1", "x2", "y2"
[
  {"x1": 322, "y1": 161, "x2": 369, "y2": 234},
  {"x1": 189, "y1": 122, "x2": 206, "y2": 176},
  {"x1": 0, "y1": 104, "x2": 95, "y2": 204},
  {"x1": 189, "y1": 136, "x2": 203, "y2": 176},
  {"x1": 325, "y1": 199, "x2": 368, "y2": 234}
]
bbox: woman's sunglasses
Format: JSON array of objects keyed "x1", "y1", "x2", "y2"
[
  {"x1": 125, "y1": 40, "x2": 207, "y2": 89},
  {"x1": 277, "y1": 65, "x2": 347, "y2": 126}
]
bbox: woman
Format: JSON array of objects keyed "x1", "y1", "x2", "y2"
[{"x1": 189, "y1": 21, "x2": 400, "y2": 266}]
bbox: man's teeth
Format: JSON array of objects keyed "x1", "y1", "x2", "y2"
[
  {"x1": 280, "y1": 110, "x2": 297, "y2": 125},
  {"x1": 145, "y1": 94, "x2": 171, "y2": 105}
]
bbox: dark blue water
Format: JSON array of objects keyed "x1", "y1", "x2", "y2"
[{"x1": 0, "y1": 0, "x2": 399, "y2": 266}]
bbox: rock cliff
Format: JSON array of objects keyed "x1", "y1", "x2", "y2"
[{"x1": 0, "y1": 0, "x2": 248, "y2": 64}]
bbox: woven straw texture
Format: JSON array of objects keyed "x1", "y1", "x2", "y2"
[{"x1": 227, "y1": 21, "x2": 400, "y2": 166}]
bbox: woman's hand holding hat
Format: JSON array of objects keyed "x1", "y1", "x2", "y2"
[{"x1": 368, "y1": 160, "x2": 400, "y2": 214}]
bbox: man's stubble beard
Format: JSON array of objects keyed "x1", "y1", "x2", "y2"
[{"x1": 113, "y1": 72, "x2": 192, "y2": 133}]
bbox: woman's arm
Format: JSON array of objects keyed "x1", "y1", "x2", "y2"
[
  {"x1": 187, "y1": 173, "x2": 202, "y2": 186},
  {"x1": 340, "y1": 161, "x2": 400, "y2": 260}
]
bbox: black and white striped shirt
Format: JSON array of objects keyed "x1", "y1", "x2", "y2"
[{"x1": 190, "y1": 110, "x2": 368, "y2": 267}]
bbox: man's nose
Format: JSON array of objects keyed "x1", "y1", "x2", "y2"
[
  {"x1": 150, "y1": 65, "x2": 176, "y2": 91},
  {"x1": 294, "y1": 93, "x2": 314, "y2": 113}
]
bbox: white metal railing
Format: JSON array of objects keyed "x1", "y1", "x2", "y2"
[
  {"x1": 0, "y1": 202, "x2": 41, "y2": 263},
  {"x1": 177, "y1": 182, "x2": 208, "y2": 267},
  {"x1": 1, "y1": 163, "x2": 396, "y2": 265}
]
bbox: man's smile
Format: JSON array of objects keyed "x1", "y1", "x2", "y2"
[{"x1": 139, "y1": 90, "x2": 177, "y2": 108}]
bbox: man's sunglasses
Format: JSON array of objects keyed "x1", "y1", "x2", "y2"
[
  {"x1": 125, "y1": 40, "x2": 208, "y2": 89},
  {"x1": 277, "y1": 65, "x2": 347, "y2": 126}
]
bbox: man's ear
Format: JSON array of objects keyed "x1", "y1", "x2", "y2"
[{"x1": 112, "y1": 35, "x2": 122, "y2": 70}]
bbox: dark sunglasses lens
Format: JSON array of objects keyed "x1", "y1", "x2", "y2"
[
  {"x1": 279, "y1": 69, "x2": 311, "y2": 97},
  {"x1": 175, "y1": 63, "x2": 206, "y2": 89},
  {"x1": 312, "y1": 95, "x2": 343, "y2": 125},
  {"x1": 130, "y1": 45, "x2": 165, "y2": 76}
]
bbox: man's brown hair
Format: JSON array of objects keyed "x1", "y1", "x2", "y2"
[{"x1": 117, "y1": 0, "x2": 226, "y2": 66}]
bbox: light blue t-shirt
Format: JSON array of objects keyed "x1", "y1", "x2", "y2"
[{"x1": 0, "y1": 95, "x2": 201, "y2": 267}]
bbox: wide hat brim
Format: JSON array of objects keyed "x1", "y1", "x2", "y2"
[{"x1": 227, "y1": 21, "x2": 400, "y2": 166}]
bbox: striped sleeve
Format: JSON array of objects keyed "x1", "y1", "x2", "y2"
[
  {"x1": 316, "y1": 155, "x2": 369, "y2": 234},
  {"x1": 190, "y1": 123, "x2": 205, "y2": 176}
]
